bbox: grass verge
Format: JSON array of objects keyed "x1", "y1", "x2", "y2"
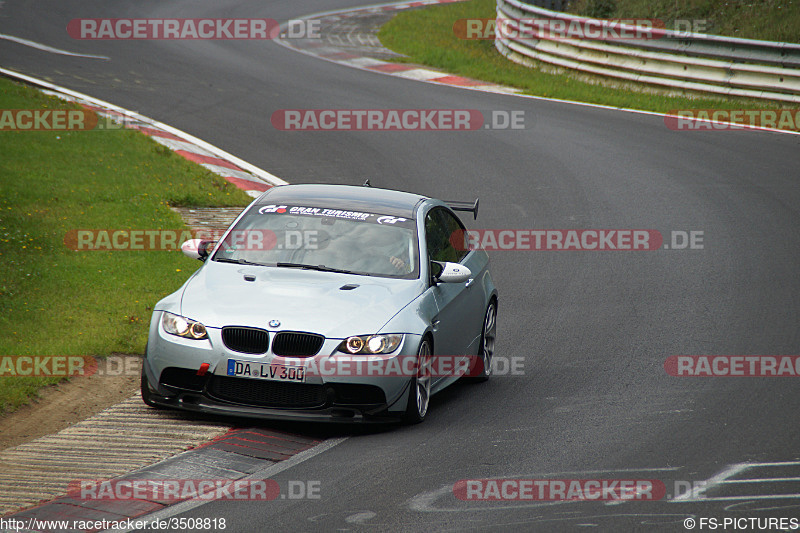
[
  {"x1": 0, "y1": 76, "x2": 251, "y2": 415},
  {"x1": 569, "y1": 0, "x2": 800, "y2": 43},
  {"x1": 379, "y1": 0, "x2": 794, "y2": 115}
]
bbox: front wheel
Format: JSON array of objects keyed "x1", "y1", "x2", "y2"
[{"x1": 403, "y1": 339, "x2": 432, "y2": 424}]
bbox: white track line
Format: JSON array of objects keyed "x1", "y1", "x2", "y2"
[
  {"x1": 0, "y1": 33, "x2": 109, "y2": 60},
  {"x1": 671, "y1": 463, "x2": 752, "y2": 502}
]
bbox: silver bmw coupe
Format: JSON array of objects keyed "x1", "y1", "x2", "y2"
[{"x1": 141, "y1": 183, "x2": 497, "y2": 423}]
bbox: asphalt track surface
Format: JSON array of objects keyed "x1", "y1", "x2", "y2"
[{"x1": 2, "y1": 1, "x2": 800, "y2": 531}]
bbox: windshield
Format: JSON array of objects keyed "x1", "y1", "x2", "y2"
[{"x1": 212, "y1": 204, "x2": 419, "y2": 279}]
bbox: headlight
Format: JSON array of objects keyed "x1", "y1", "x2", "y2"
[
  {"x1": 162, "y1": 312, "x2": 208, "y2": 340},
  {"x1": 338, "y1": 334, "x2": 403, "y2": 355}
]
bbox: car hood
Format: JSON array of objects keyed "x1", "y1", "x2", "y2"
[{"x1": 179, "y1": 262, "x2": 424, "y2": 338}]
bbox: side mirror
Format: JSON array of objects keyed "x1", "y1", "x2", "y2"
[
  {"x1": 431, "y1": 261, "x2": 471, "y2": 284},
  {"x1": 181, "y1": 239, "x2": 215, "y2": 261}
]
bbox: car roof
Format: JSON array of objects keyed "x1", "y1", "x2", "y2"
[{"x1": 256, "y1": 184, "x2": 429, "y2": 218}]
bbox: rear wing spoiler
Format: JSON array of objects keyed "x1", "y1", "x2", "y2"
[{"x1": 446, "y1": 199, "x2": 479, "y2": 220}]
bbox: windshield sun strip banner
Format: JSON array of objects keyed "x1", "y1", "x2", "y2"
[{"x1": 254, "y1": 204, "x2": 415, "y2": 228}]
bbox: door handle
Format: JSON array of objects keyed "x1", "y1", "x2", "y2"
[{"x1": 465, "y1": 278, "x2": 475, "y2": 288}]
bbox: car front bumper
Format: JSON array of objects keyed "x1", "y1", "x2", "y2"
[{"x1": 143, "y1": 311, "x2": 422, "y2": 422}]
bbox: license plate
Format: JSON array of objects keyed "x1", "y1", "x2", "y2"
[{"x1": 226, "y1": 359, "x2": 306, "y2": 383}]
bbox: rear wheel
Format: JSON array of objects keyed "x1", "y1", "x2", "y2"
[
  {"x1": 403, "y1": 339, "x2": 432, "y2": 424},
  {"x1": 472, "y1": 300, "x2": 497, "y2": 382}
]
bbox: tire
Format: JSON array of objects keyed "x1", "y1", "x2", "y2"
[
  {"x1": 471, "y1": 300, "x2": 497, "y2": 382},
  {"x1": 403, "y1": 338, "x2": 433, "y2": 424},
  {"x1": 140, "y1": 364, "x2": 161, "y2": 409}
]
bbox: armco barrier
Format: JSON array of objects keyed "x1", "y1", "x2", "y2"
[{"x1": 496, "y1": 0, "x2": 800, "y2": 103}]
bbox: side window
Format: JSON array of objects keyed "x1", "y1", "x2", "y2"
[
  {"x1": 441, "y1": 209, "x2": 468, "y2": 262},
  {"x1": 425, "y1": 208, "x2": 468, "y2": 264}
]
